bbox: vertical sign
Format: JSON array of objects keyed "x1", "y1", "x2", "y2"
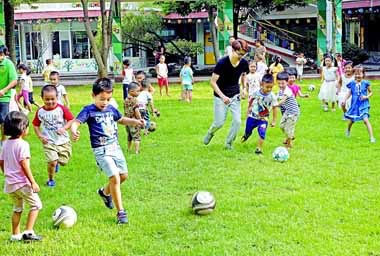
[
  {"x1": 0, "y1": 2, "x2": 5, "y2": 46},
  {"x1": 112, "y1": 0, "x2": 122, "y2": 74},
  {"x1": 317, "y1": 0, "x2": 327, "y2": 65},
  {"x1": 218, "y1": 0, "x2": 233, "y2": 56}
]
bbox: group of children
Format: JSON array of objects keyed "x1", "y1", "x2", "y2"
[
  {"x1": 318, "y1": 54, "x2": 375, "y2": 143},
  {"x1": 1, "y1": 58, "x2": 167, "y2": 241}
]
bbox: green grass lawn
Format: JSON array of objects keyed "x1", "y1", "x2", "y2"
[{"x1": 1, "y1": 79, "x2": 380, "y2": 255}]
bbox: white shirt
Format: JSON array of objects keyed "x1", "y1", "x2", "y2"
[
  {"x1": 246, "y1": 73, "x2": 261, "y2": 97},
  {"x1": 256, "y1": 61, "x2": 268, "y2": 79},
  {"x1": 137, "y1": 90, "x2": 152, "y2": 110},
  {"x1": 20, "y1": 74, "x2": 32, "y2": 91},
  {"x1": 122, "y1": 68, "x2": 134, "y2": 84},
  {"x1": 157, "y1": 63, "x2": 168, "y2": 78},
  {"x1": 56, "y1": 84, "x2": 67, "y2": 105}
]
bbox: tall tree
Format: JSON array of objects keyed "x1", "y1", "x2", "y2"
[
  {"x1": 4, "y1": 0, "x2": 36, "y2": 63},
  {"x1": 81, "y1": 0, "x2": 115, "y2": 78}
]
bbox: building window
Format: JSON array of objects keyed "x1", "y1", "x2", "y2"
[
  {"x1": 123, "y1": 43, "x2": 141, "y2": 58},
  {"x1": 25, "y1": 31, "x2": 41, "y2": 60},
  {"x1": 71, "y1": 31, "x2": 89, "y2": 59},
  {"x1": 14, "y1": 25, "x2": 21, "y2": 62},
  {"x1": 51, "y1": 31, "x2": 71, "y2": 59}
]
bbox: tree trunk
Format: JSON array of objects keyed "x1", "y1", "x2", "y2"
[
  {"x1": 208, "y1": 8, "x2": 220, "y2": 63},
  {"x1": 4, "y1": 0, "x2": 16, "y2": 63},
  {"x1": 81, "y1": 0, "x2": 108, "y2": 78}
]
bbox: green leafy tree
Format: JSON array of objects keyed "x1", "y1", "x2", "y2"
[{"x1": 121, "y1": 11, "x2": 202, "y2": 61}]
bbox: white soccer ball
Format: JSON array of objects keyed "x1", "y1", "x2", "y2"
[
  {"x1": 272, "y1": 146, "x2": 289, "y2": 162},
  {"x1": 52, "y1": 206, "x2": 77, "y2": 228},
  {"x1": 191, "y1": 191, "x2": 216, "y2": 215},
  {"x1": 308, "y1": 84, "x2": 315, "y2": 92},
  {"x1": 148, "y1": 121, "x2": 157, "y2": 132}
]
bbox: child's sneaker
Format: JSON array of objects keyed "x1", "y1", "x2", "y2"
[
  {"x1": 345, "y1": 130, "x2": 351, "y2": 137},
  {"x1": 255, "y1": 148, "x2": 263, "y2": 155},
  {"x1": 22, "y1": 232, "x2": 42, "y2": 242},
  {"x1": 117, "y1": 210, "x2": 128, "y2": 224},
  {"x1": 55, "y1": 164, "x2": 60, "y2": 173},
  {"x1": 46, "y1": 180, "x2": 56, "y2": 187},
  {"x1": 98, "y1": 188, "x2": 114, "y2": 209},
  {"x1": 203, "y1": 132, "x2": 214, "y2": 145},
  {"x1": 323, "y1": 105, "x2": 328, "y2": 112},
  {"x1": 370, "y1": 137, "x2": 376, "y2": 143},
  {"x1": 10, "y1": 234, "x2": 22, "y2": 242},
  {"x1": 241, "y1": 135, "x2": 248, "y2": 143}
]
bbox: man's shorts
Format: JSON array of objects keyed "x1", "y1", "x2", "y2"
[
  {"x1": 126, "y1": 125, "x2": 141, "y2": 142},
  {"x1": 280, "y1": 114, "x2": 298, "y2": 138},
  {"x1": 10, "y1": 185, "x2": 42, "y2": 212},
  {"x1": 183, "y1": 83, "x2": 193, "y2": 91},
  {"x1": 92, "y1": 143, "x2": 128, "y2": 178},
  {"x1": 43, "y1": 142, "x2": 72, "y2": 165},
  {"x1": 158, "y1": 77, "x2": 169, "y2": 87},
  {"x1": 0, "y1": 102, "x2": 9, "y2": 124}
]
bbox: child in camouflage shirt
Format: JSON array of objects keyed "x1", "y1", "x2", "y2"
[{"x1": 124, "y1": 82, "x2": 142, "y2": 154}]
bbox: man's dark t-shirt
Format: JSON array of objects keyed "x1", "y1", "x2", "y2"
[{"x1": 213, "y1": 56, "x2": 249, "y2": 98}]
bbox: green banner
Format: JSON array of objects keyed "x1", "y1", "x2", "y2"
[
  {"x1": 218, "y1": 0, "x2": 233, "y2": 56},
  {"x1": 317, "y1": 0, "x2": 327, "y2": 65},
  {"x1": 112, "y1": 1, "x2": 122, "y2": 74},
  {"x1": 0, "y1": 2, "x2": 5, "y2": 46},
  {"x1": 335, "y1": 0, "x2": 342, "y2": 54}
]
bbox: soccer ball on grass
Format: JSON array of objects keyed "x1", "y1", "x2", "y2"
[
  {"x1": 272, "y1": 146, "x2": 289, "y2": 162},
  {"x1": 52, "y1": 205, "x2": 77, "y2": 228},
  {"x1": 191, "y1": 191, "x2": 216, "y2": 215}
]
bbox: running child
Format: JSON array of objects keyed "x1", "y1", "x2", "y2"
[
  {"x1": 295, "y1": 53, "x2": 307, "y2": 82},
  {"x1": 156, "y1": 55, "x2": 169, "y2": 96},
  {"x1": 318, "y1": 54, "x2": 340, "y2": 112},
  {"x1": 71, "y1": 78, "x2": 144, "y2": 224},
  {"x1": 49, "y1": 71, "x2": 70, "y2": 108},
  {"x1": 42, "y1": 59, "x2": 57, "y2": 85},
  {"x1": 33, "y1": 85, "x2": 74, "y2": 187},
  {"x1": 137, "y1": 79, "x2": 159, "y2": 134},
  {"x1": 241, "y1": 74, "x2": 277, "y2": 154},
  {"x1": 287, "y1": 70, "x2": 309, "y2": 98},
  {"x1": 16, "y1": 64, "x2": 33, "y2": 113},
  {"x1": 245, "y1": 61, "x2": 261, "y2": 100},
  {"x1": 121, "y1": 59, "x2": 134, "y2": 100},
  {"x1": 0, "y1": 111, "x2": 42, "y2": 241},
  {"x1": 337, "y1": 61, "x2": 354, "y2": 114},
  {"x1": 180, "y1": 56, "x2": 194, "y2": 103},
  {"x1": 276, "y1": 72, "x2": 300, "y2": 148},
  {"x1": 342, "y1": 65, "x2": 375, "y2": 143},
  {"x1": 124, "y1": 82, "x2": 142, "y2": 154}
]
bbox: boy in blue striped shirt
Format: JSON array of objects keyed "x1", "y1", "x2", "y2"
[{"x1": 276, "y1": 71, "x2": 300, "y2": 148}]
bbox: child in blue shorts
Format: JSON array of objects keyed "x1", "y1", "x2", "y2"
[
  {"x1": 241, "y1": 74, "x2": 278, "y2": 154},
  {"x1": 71, "y1": 78, "x2": 144, "y2": 224},
  {"x1": 180, "y1": 56, "x2": 194, "y2": 103}
]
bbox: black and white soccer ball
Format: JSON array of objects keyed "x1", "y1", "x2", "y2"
[
  {"x1": 148, "y1": 121, "x2": 157, "y2": 132},
  {"x1": 272, "y1": 146, "x2": 290, "y2": 162},
  {"x1": 308, "y1": 84, "x2": 316, "y2": 92},
  {"x1": 52, "y1": 206, "x2": 77, "y2": 228},
  {"x1": 191, "y1": 191, "x2": 216, "y2": 215}
]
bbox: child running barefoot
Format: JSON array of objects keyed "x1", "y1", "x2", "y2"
[
  {"x1": 71, "y1": 78, "x2": 144, "y2": 224},
  {"x1": 124, "y1": 82, "x2": 142, "y2": 154},
  {"x1": 0, "y1": 111, "x2": 42, "y2": 241},
  {"x1": 241, "y1": 74, "x2": 277, "y2": 154},
  {"x1": 319, "y1": 55, "x2": 340, "y2": 112},
  {"x1": 337, "y1": 61, "x2": 354, "y2": 116},
  {"x1": 342, "y1": 65, "x2": 375, "y2": 143}
]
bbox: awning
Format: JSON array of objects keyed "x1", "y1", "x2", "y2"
[
  {"x1": 164, "y1": 11, "x2": 208, "y2": 20},
  {"x1": 343, "y1": 0, "x2": 380, "y2": 9},
  {"x1": 15, "y1": 10, "x2": 101, "y2": 20}
]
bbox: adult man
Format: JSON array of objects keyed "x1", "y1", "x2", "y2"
[
  {"x1": 0, "y1": 45, "x2": 18, "y2": 142},
  {"x1": 203, "y1": 39, "x2": 249, "y2": 150}
]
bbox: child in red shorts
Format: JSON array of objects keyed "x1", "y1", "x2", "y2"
[{"x1": 156, "y1": 55, "x2": 169, "y2": 96}]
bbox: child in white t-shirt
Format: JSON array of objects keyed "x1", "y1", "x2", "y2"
[
  {"x1": 245, "y1": 61, "x2": 261, "y2": 100},
  {"x1": 16, "y1": 64, "x2": 33, "y2": 112},
  {"x1": 137, "y1": 79, "x2": 159, "y2": 134}
]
